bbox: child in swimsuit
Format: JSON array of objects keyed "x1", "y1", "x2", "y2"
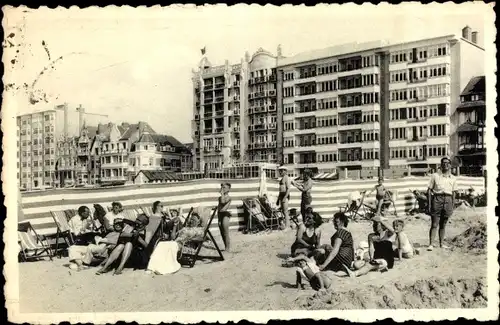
[
  {"x1": 368, "y1": 177, "x2": 387, "y2": 215},
  {"x1": 218, "y1": 183, "x2": 232, "y2": 252},
  {"x1": 393, "y1": 219, "x2": 417, "y2": 260},
  {"x1": 287, "y1": 253, "x2": 331, "y2": 291}
]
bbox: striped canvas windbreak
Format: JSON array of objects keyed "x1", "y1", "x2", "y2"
[{"x1": 19, "y1": 176, "x2": 485, "y2": 236}]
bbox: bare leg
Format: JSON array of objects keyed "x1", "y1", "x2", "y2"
[
  {"x1": 114, "y1": 242, "x2": 133, "y2": 275},
  {"x1": 344, "y1": 262, "x2": 376, "y2": 278},
  {"x1": 368, "y1": 233, "x2": 376, "y2": 260},
  {"x1": 376, "y1": 200, "x2": 383, "y2": 215},
  {"x1": 281, "y1": 198, "x2": 290, "y2": 229},
  {"x1": 219, "y1": 215, "x2": 231, "y2": 252},
  {"x1": 97, "y1": 244, "x2": 124, "y2": 274},
  {"x1": 438, "y1": 217, "x2": 449, "y2": 248},
  {"x1": 429, "y1": 214, "x2": 439, "y2": 248}
]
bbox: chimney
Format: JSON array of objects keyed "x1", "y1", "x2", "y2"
[
  {"x1": 471, "y1": 31, "x2": 478, "y2": 44},
  {"x1": 462, "y1": 25, "x2": 472, "y2": 40}
]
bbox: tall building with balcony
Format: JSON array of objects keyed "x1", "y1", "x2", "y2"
[
  {"x1": 17, "y1": 108, "x2": 65, "y2": 191},
  {"x1": 453, "y1": 75, "x2": 485, "y2": 176},
  {"x1": 277, "y1": 26, "x2": 484, "y2": 177},
  {"x1": 191, "y1": 47, "x2": 281, "y2": 171}
]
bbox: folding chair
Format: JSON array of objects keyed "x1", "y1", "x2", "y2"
[
  {"x1": 379, "y1": 190, "x2": 398, "y2": 217},
  {"x1": 50, "y1": 210, "x2": 75, "y2": 257},
  {"x1": 258, "y1": 196, "x2": 284, "y2": 229},
  {"x1": 178, "y1": 207, "x2": 224, "y2": 268},
  {"x1": 18, "y1": 221, "x2": 53, "y2": 261},
  {"x1": 340, "y1": 191, "x2": 370, "y2": 221}
]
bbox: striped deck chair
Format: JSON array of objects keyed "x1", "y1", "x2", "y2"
[
  {"x1": 50, "y1": 210, "x2": 75, "y2": 257},
  {"x1": 18, "y1": 221, "x2": 53, "y2": 261},
  {"x1": 178, "y1": 207, "x2": 224, "y2": 268}
]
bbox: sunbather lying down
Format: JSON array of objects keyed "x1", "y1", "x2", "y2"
[{"x1": 146, "y1": 214, "x2": 204, "y2": 275}]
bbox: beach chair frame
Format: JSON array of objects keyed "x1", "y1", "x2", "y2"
[
  {"x1": 257, "y1": 196, "x2": 284, "y2": 230},
  {"x1": 50, "y1": 210, "x2": 75, "y2": 258},
  {"x1": 242, "y1": 198, "x2": 269, "y2": 233},
  {"x1": 379, "y1": 190, "x2": 398, "y2": 217},
  {"x1": 178, "y1": 207, "x2": 224, "y2": 268},
  {"x1": 18, "y1": 221, "x2": 54, "y2": 262}
]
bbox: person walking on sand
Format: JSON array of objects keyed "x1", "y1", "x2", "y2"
[
  {"x1": 218, "y1": 182, "x2": 232, "y2": 252},
  {"x1": 427, "y1": 156, "x2": 457, "y2": 251},
  {"x1": 277, "y1": 166, "x2": 291, "y2": 230},
  {"x1": 291, "y1": 169, "x2": 314, "y2": 218}
]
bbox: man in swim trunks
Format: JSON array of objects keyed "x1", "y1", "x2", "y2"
[
  {"x1": 292, "y1": 169, "x2": 313, "y2": 218},
  {"x1": 277, "y1": 166, "x2": 291, "y2": 230}
]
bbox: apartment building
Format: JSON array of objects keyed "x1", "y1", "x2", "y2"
[
  {"x1": 277, "y1": 26, "x2": 484, "y2": 177},
  {"x1": 17, "y1": 108, "x2": 66, "y2": 191},
  {"x1": 191, "y1": 47, "x2": 281, "y2": 171},
  {"x1": 453, "y1": 75, "x2": 485, "y2": 176}
]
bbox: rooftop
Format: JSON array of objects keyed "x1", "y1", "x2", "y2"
[{"x1": 461, "y1": 76, "x2": 485, "y2": 96}]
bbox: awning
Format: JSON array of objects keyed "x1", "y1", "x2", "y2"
[{"x1": 456, "y1": 123, "x2": 480, "y2": 133}]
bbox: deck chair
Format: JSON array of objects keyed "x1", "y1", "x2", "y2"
[
  {"x1": 242, "y1": 198, "x2": 268, "y2": 233},
  {"x1": 409, "y1": 190, "x2": 429, "y2": 215},
  {"x1": 50, "y1": 210, "x2": 75, "y2": 257},
  {"x1": 258, "y1": 196, "x2": 284, "y2": 229},
  {"x1": 18, "y1": 221, "x2": 53, "y2": 262},
  {"x1": 379, "y1": 190, "x2": 398, "y2": 217},
  {"x1": 178, "y1": 207, "x2": 224, "y2": 268},
  {"x1": 127, "y1": 215, "x2": 164, "y2": 269},
  {"x1": 340, "y1": 191, "x2": 369, "y2": 221}
]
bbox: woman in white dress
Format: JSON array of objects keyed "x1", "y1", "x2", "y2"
[{"x1": 146, "y1": 213, "x2": 205, "y2": 275}]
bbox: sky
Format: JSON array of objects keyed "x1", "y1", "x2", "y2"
[{"x1": 2, "y1": 3, "x2": 493, "y2": 143}]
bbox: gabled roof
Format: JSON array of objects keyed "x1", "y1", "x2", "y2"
[
  {"x1": 151, "y1": 134, "x2": 184, "y2": 148},
  {"x1": 137, "y1": 131, "x2": 155, "y2": 143},
  {"x1": 461, "y1": 76, "x2": 485, "y2": 96},
  {"x1": 120, "y1": 122, "x2": 156, "y2": 140}
]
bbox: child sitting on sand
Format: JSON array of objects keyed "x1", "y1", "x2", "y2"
[
  {"x1": 393, "y1": 219, "x2": 417, "y2": 260},
  {"x1": 286, "y1": 253, "x2": 331, "y2": 292}
]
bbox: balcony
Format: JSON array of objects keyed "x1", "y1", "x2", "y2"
[
  {"x1": 268, "y1": 90, "x2": 277, "y2": 97},
  {"x1": 268, "y1": 105, "x2": 276, "y2": 112},
  {"x1": 77, "y1": 148, "x2": 90, "y2": 156},
  {"x1": 254, "y1": 106, "x2": 268, "y2": 114},
  {"x1": 233, "y1": 95, "x2": 240, "y2": 101},
  {"x1": 204, "y1": 84, "x2": 213, "y2": 91},
  {"x1": 214, "y1": 110, "x2": 224, "y2": 117},
  {"x1": 408, "y1": 136, "x2": 428, "y2": 142},
  {"x1": 214, "y1": 82, "x2": 225, "y2": 89},
  {"x1": 458, "y1": 143, "x2": 485, "y2": 152},
  {"x1": 298, "y1": 71, "x2": 317, "y2": 79},
  {"x1": 253, "y1": 91, "x2": 267, "y2": 99},
  {"x1": 204, "y1": 129, "x2": 213, "y2": 134},
  {"x1": 233, "y1": 81, "x2": 240, "y2": 87},
  {"x1": 233, "y1": 125, "x2": 240, "y2": 132},
  {"x1": 408, "y1": 77, "x2": 428, "y2": 84},
  {"x1": 204, "y1": 97, "x2": 213, "y2": 104},
  {"x1": 214, "y1": 127, "x2": 224, "y2": 133},
  {"x1": 407, "y1": 97, "x2": 427, "y2": 103},
  {"x1": 269, "y1": 74, "x2": 277, "y2": 82},
  {"x1": 101, "y1": 148, "x2": 128, "y2": 155},
  {"x1": 253, "y1": 76, "x2": 266, "y2": 84},
  {"x1": 267, "y1": 142, "x2": 277, "y2": 148},
  {"x1": 215, "y1": 96, "x2": 224, "y2": 103},
  {"x1": 101, "y1": 160, "x2": 128, "y2": 168},
  {"x1": 204, "y1": 111, "x2": 213, "y2": 118},
  {"x1": 268, "y1": 123, "x2": 277, "y2": 130},
  {"x1": 203, "y1": 147, "x2": 212, "y2": 153},
  {"x1": 233, "y1": 144, "x2": 240, "y2": 150},
  {"x1": 233, "y1": 109, "x2": 240, "y2": 116}
]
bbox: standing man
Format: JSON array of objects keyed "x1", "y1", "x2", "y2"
[
  {"x1": 292, "y1": 169, "x2": 314, "y2": 218},
  {"x1": 277, "y1": 166, "x2": 291, "y2": 230},
  {"x1": 427, "y1": 157, "x2": 457, "y2": 251}
]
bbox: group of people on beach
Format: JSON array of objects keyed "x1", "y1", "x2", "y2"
[
  {"x1": 63, "y1": 155, "x2": 457, "y2": 285},
  {"x1": 65, "y1": 182, "x2": 234, "y2": 275},
  {"x1": 279, "y1": 156, "x2": 457, "y2": 292}
]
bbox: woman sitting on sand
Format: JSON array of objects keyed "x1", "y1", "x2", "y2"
[
  {"x1": 146, "y1": 213, "x2": 205, "y2": 275},
  {"x1": 290, "y1": 208, "x2": 322, "y2": 257},
  {"x1": 343, "y1": 216, "x2": 396, "y2": 278},
  {"x1": 96, "y1": 214, "x2": 149, "y2": 275},
  {"x1": 317, "y1": 212, "x2": 355, "y2": 273}
]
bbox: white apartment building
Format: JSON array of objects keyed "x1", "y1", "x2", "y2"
[
  {"x1": 191, "y1": 47, "x2": 282, "y2": 171},
  {"x1": 277, "y1": 26, "x2": 484, "y2": 177},
  {"x1": 17, "y1": 108, "x2": 66, "y2": 191}
]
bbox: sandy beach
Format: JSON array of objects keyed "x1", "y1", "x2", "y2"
[{"x1": 19, "y1": 208, "x2": 487, "y2": 312}]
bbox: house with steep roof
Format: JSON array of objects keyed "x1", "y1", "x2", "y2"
[{"x1": 453, "y1": 76, "x2": 485, "y2": 176}]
